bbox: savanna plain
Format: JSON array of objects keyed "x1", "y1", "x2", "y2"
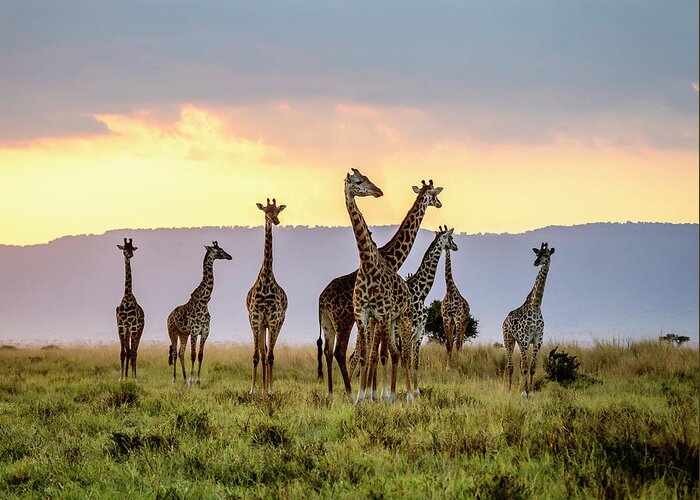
[{"x1": 0, "y1": 341, "x2": 697, "y2": 499}]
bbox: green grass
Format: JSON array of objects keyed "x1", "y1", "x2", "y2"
[{"x1": 0, "y1": 341, "x2": 697, "y2": 498}]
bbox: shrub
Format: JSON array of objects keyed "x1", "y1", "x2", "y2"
[{"x1": 543, "y1": 347, "x2": 580, "y2": 385}]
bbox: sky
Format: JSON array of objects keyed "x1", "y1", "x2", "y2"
[{"x1": 0, "y1": 1, "x2": 697, "y2": 245}]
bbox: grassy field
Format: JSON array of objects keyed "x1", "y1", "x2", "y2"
[{"x1": 0, "y1": 341, "x2": 697, "y2": 498}]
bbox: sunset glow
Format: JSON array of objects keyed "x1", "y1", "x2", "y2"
[{"x1": 0, "y1": 104, "x2": 697, "y2": 245}]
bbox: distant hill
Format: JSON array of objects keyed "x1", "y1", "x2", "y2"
[{"x1": 0, "y1": 222, "x2": 697, "y2": 346}]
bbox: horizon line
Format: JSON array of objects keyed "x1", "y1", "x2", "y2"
[{"x1": 1, "y1": 220, "x2": 697, "y2": 248}]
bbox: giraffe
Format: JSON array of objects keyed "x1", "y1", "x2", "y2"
[
  {"x1": 246, "y1": 198, "x2": 288, "y2": 394},
  {"x1": 317, "y1": 179, "x2": 443, "y2": 399},
  {"x1": 343, "y1": 168, "x2": 415, "y2": 404},
  {"x1": 406, "y1": 226, "x2": 458, "y2": 394},
  {"x1": 441, "y1": 240, "x2": 470, "y2": 370},
  {"x1": 115, "y1": 238, "x2": 145, "y2": 381},
  {"x1": 167, "y1": 241, "x2": 232, "y2": 386},
  {"x1": 503, "y1": 242, "x2": 555, "y2": 397}
]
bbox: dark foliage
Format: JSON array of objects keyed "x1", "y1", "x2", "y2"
[{"x1": 543, "y1": 347, "x2": 580, "y2": 384}]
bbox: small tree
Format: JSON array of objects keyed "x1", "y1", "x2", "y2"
[
  {"x1": 659, "y1": 333, "x2": 691, "y2": 346},
  {"x1": 424, "y1": 299, "x2": 478, "y2": 345},
  {"x1": 542, "y1": 347, "x2": 580, "y2": 384}
]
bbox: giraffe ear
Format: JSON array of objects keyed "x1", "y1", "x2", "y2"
[
  {"x1": 256, "y1": 203, "x2": 264, "y2": 210},
  {"x1": 132, "y1": 246, "x2": 138, "y2": 251},
  {"x1": 117, "y1": 245, "x2": 125, "y2": 250},
  {"x1": 412, "y1": 185, "x2": 421, "y2": 194},
  {"x1": 431, "y1": 187, "x2": 443, "y2": 194},
  {"x1": 278, "y1": 205, "x2": 286, "y2": 212},
  {"x1": 549, "y1": 247, "x2": 555, "y2": 254},
  {"x1": 532, "y1": 248, "x2": 540, "y2": 255}
]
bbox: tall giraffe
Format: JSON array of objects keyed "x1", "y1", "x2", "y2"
[
  {"x1": 343, "y1": 168, "x2": 414, "y2": 404},
  {"x1": 441, "y1": 241, "x2": 470, "y2": 370},
  {"x1": 317, "y1": 180, "x2": 443, "y2": 398},
  {"x1": 246, "y1": 198, "x2": 288, "y2": 394},
  {"x1": 115, "y1": 238, "x2": 145, "y2": 381},
  {"x1": 167, "y1": 241, "x2": 232, "y2": 386},
  {"x1": 503, "y1": 242, "x2": 555, "y2": 397},
  {"x1": 406, "y1": 226, "x2": 457, "y2": 394}
]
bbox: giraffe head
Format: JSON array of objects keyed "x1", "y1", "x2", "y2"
[
  {"x1": 256, "y1": 198, "x2": 286, "y2": 225},
  {"x1": 345, "y1": 168, "x2": 384, "y2": 198},
  {"x1": 117, "y1": 238, "x2": 137, "y2": 259},
  {"x1": 205, "y1": 240, "x2": 233, "y2": 260},
  {"x1": 412, "y1": 179, "x2": 443, "y2": 208},
  {"x1": 436, "y1": 225, "x2": 458, "y2": 251},
  {"x1": 532, "y1": 241, "x2": 555, "y2": 266}
]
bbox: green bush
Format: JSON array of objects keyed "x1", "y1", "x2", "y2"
[{"x1": 543, "y1": 347, "x2": 581, "y2": 384}]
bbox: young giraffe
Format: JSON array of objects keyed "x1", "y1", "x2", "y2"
[
  {"x1": 503, "y1": 242, "x2": 556, "y2": 397},
  {"x1": 246, "y1": 198, "x2": 288, "y2": 394},
  {"x1": 167, "y1": 241, "x2": 232, "y2": 386},
  {"x1": 406, "y1": 226, "x2": 458, "y2": 395},
  {"x1": 115, "y1": 238, "x2": 145, "y2": 381},
  {"x1": 317, "y1": 180, "x2": 443, "y2": 399},
  {"x1": 441, "y1": 242, "x2": 470, "y2": 370},
  {"x1": 343, "y1": 168, "x2": 414, "y2": 404}
]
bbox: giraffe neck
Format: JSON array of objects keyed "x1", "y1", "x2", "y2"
[
  {"x1": 193, "y1": 253, "x2": 215, "y2": 302},
  {"x1": 411, "y1": 237, "x2": 443, "y2": 302},
  {"x1": 444, "y1": 249, "x2": 457, "y2": 291},
  {"x1": 123, "y1": 256, "x2": 133, "y2": 296},
  {"x1": 345, "y1": 187, "x2": 379, "y2": 267},
  {"x1": 526, "y1": 261, "x2": 550, "y2": 309},
  {"x1": 379, "y1": 191, "x2": 428, "y2": 270},
  {"x1": 259, "y1": 220, "x2": 274, "y2": 278}
]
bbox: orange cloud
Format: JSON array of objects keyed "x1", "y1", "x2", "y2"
[{"x1": 0, "y1": 103, "x2": 697, "y2": 245}]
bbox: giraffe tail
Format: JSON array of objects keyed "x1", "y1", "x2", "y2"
[
  {"x1": 168, "y1": 344, "x2": 174, "y2": 366},
  {"x1": 316, "y1": 307, "x2": 324, "y2": 380}
]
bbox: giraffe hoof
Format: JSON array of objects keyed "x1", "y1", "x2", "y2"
[
  {"x1": 349, "y1": 393, "x2": 356, "y2": 404},
  {"x1": 413, "y1": 388, "x2": 421, "y2": 397},
  {"x1": 406, "y1": 392, "x2": 414, "y2": 405},
  {"x1": 196, "y1": 378, "x2": 202, "y2": 387},
  {"x1": 389, "y1": 392, "x2": 396, "y2": 404},
  {"x1": 381, "y1": 388, "x2": 390, "y2": 402},
  {"x1": 520, "y1": 391, "x2": 528, "y2": 398}
]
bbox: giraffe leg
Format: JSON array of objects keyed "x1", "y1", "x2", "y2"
[
  {"x1": 519, "y1": 343, "x2": 529, "y2": 397},
  {"x1": 334, "y1": 322, "x2": 354, "y2": 400},
  {"x1": 178, "y1": 334, "x2": 188, "y2": 385},
  {"x1": 398, "y1": 314, "x2": 414, "y2": 404},
  {"x1": 250, "y1": 321, "x2": 264, "y2": 394},
  {"x1": 412, "y1": 326, "x2": 424, "y2": 396},
  {"x1": 455, "y1": 320, "x2": 466, "y2": 352},
  {"x1": 528, "y1": 340, "x2": 542, "y2": 397},
  {"x1": 365, "y1": 322, "x2": 383, "y2": 402},
  {"x1": 189, "y1": 332, "x2": 198, "y2": 387},
  {"x1": 444, "y1": 319, "x2": 455, "y2": 371},
  {"x1": 389, "y1": 339, "x2": 400, "y2": 403},
  {"x1": 379, "y1": 338, "x2": 390, "y2": 402},
  {"x1": 130, "y1": 327, "x2": 142, "y2": 380},
  {"x1": 323, "y1": 322, "x2": 336, "y2": 396},
  {"x1": 196, "y1": 325, "x2": 209, "y2": 386},
  {"x1": 504, "y1": 330, "x2": 515, "y2": 391},
  {"x1": 124, "y1": 330, "x2": 132, "y2": 380},
  {"x1": 117, "y1": 323, "x2": 127, "y2": 381},
  {"x1": 260, "y1": 328, "x2": 269, "y2": 393},
  {"x1": 266, "y1": 320, "x2": 283, "y2": 394}
]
